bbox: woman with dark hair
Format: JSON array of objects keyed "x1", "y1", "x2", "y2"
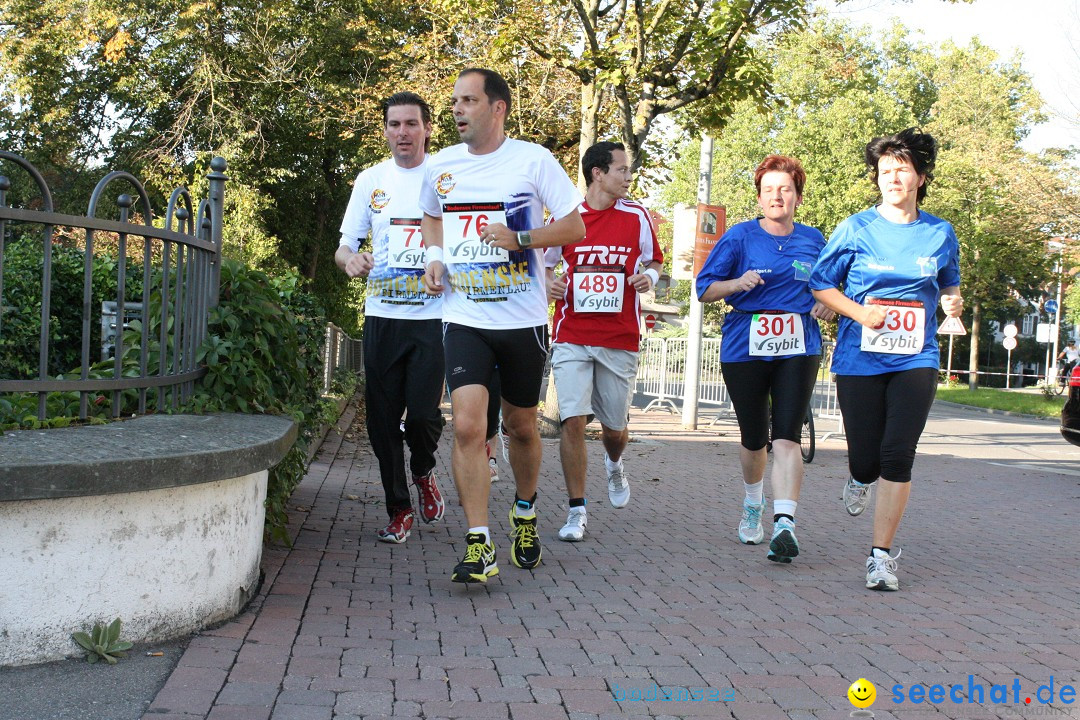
[
  {"x1": 697, "y1": 155, "x2": 834, "y2": 564},
  {"x1": 810, "y1": 128, "x2": 963, "y2": 591}
]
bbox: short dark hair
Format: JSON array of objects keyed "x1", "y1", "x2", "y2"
[
  {"x1": 459, "y1": 68, "x2": 512, "y2": 115},
  {"x1": 382, "y1": 92, "x2": 431, "y2": 125},
  {"x1": 382, "y1": 92, "x2": 432, "y2": 152},
  {"x1": 865, "y1": 127, "x2": 938, "y2": 203},
  {"x1": 753, "y1": 155, "x2": 806, "y2": 196},
  {"x1": 582, "y1": 141, "x2": 626, "y2": 187}
]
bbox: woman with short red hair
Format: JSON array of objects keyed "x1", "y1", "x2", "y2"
[{"x1": 696, "y1": 154, "x2": 834, "y2": 564}]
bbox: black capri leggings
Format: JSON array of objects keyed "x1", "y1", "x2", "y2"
[
  {"x1": 835, "y1": 367, "x2": 938, "y2": 484},
  {"x1": 721, "y1": 355, "x2": 821, "y2": 451}
]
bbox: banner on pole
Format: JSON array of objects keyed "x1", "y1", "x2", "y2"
[{"x1": 692, "y1": 203, "x2": 725, "y2": 278}]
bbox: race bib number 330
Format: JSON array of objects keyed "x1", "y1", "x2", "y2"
[
  {"x1": 443, "y1": 202, "x2": 509, "y2": 263},
  {"x1": 749, "y1": 312, "x2": 805, "y2": 356},
  {"x1": 574, "y1": 265, "x2": 625, "y2": 313},
  {"x1": 860, "y1": 298, "x2": 925, "y2": 354}
]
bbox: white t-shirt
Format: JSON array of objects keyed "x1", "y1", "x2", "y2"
[
  {"x1": 419, "y1": 138, "x2": 582, "y2": 329},
  {"x1": 1064, "y1": 345, "x2": 1079, "y2": 363},
  {"x1": 339, "y1": 157, "x2": 442, "y2": 320}
]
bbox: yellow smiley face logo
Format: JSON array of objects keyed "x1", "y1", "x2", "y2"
[{"x1": 848, "y1": 678, "x2": 876, "y2": 708}]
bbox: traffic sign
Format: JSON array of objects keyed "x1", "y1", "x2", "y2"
[
  {"x1": 1003, "y1": 324, "x2": 1018, "y2": 338},
  {"x1": 1002, "y1": 336, "x2": 1017, "y2": 350},
  {"x1": 938, "y1": 316, "x2": 967, "y2": 336},
  {"x1": 1046, "y1": 299, "x2": 1058, "y2": 315},
  {"x1": 644, "y1": 314, "x2": 656, "y2": 330}
]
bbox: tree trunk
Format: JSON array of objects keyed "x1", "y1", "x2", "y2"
[
  {"x1": 968, "y1": 301, "x2": 981, "y2": 390},
  {"x1": 577, "y1": 79, "x2": 600, "y2": 192}
]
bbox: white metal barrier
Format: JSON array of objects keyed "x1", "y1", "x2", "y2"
[{"x1": 636, "y1": 337, "x2": 842, "y2": 435}]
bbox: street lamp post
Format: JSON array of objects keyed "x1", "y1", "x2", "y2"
[{"x1": 1049, "y1": 240, "x2": 1065, "y2": 384}]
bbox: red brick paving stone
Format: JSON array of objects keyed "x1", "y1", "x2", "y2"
[
  {"x1": 163, "y1": 666, "x2": 230, "y2": 691},
  {"x1": 215, "y1": 681, "x2": 280, "y2": 707},
  {"x1": 334, "y1": 690, "x2": 395, "y2": 716},
  {"x1": 561, "y1": 689, "x2": 619, "y2": 714},
  {"x1": 725, "y1": 703, "x2": 790, "y2": 720},
  {"x1": 419, "y1": 701, "x2": 511, "y2": 718},
  {"x1": 285, "y1": 656, "x2": 341, "y2": 679},
  {"x1": 509, "y1": 702, "x2": 573, "y2": 720},
  {"x1": 394, "y1": 678, "x2": 451, "y2": 702},
  {"x1": 229, "y1": 662, "x2": 287, "y2": 684},
  {"x1": 147, "y1": 688, "x2": 220, "y2": 715},
  {"x1": 186, "y1": 635, "x2": 245, "y2": 652},
  {"x1": 237, "y1": 644, "x2": 293, "y2": 665},
  {"x1": 270, "y1": 705, "x2": 333, "y2": 720},
  {"x1": 205, "y1": 705, "x2": 272, "y2": 720}
]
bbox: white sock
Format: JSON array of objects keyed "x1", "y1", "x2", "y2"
[
  {"x1": 605, "y1": 454, "x2": 623, "y2": 472},
  {"x1": 744, "y1": 481, "x2": 763, "y2": 504},
  {"x1": 513, "y1": 499, "x2": 536, "y2": 518},
  {"x1": 773, "y1": 499, "x2": 797, "y2": 519},
  {"x1": 468, "y1": 526, "x2": 490, "y2": 540}
]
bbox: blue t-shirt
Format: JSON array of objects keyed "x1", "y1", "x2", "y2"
[
  {"x1": 809, "y1": 207, "x2": 961, "y2": 376},
  {"x1": 696, "y1": 219, "x2": 825, "y2": 363}
]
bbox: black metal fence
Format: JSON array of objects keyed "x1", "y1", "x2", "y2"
[
  {"x1": 0, "y1": 152, "x2": 227, "y2": 421},
  {"x1": 321, "y1": 323, "x2": 364, "y2": 394}
]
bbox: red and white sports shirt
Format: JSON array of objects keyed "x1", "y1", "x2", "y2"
[{"x1": 545, "y1": 198, "x2": 663, "y2": 352}]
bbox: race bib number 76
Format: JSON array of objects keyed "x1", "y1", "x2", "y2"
[{"x1": 443, "y1": 202, "x2": 509, "y2": 263}]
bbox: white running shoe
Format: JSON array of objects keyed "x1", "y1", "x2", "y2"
[
  {"x1": 498, "y1": 420, "x2": 510, "y2": 464},
  {"x1": 738, "y1": 499, "x2": 766, "y2": 545},
  {"x1": 866, "y1": 549, "x2": 901, "y2": 591},
  {"x1": 557, "y1": 507, "x2": 588, "y2": 541},
  {"x1": 843, "y1": 477, "x2": 873, "y2": 516},
  {"x1": 607, "y1": 463, "x2": 630, "y2": 508},
  {"x1": 486, "y1": 440, "x2": 498, "y2": 483}
]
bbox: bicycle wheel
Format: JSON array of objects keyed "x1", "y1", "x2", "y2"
[
  {"x1": 800, "y1": 412, "x2": 815, "y2": 463},
  {"x1": 1056, "y1": 374, "x2": 1067, "y2": 395}
]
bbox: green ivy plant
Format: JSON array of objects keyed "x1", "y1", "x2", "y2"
[{"x1": 71, "y1": 618, "x2": 133, "y2": 665}]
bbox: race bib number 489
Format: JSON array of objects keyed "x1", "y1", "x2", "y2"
[
  {"x1": 443, "y1": 202, "x2": 509, "y2": 263},
  {"x1": 573, "y1": 265, "x2": 625, "y2": 313},
  {"x1": 860, "y1": 298, "x2": 925, "y2": 354},
  {"x1": 749, "y1": 312, "x2": 805, "y2": 356}
]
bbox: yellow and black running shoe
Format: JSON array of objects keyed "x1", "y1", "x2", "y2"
[
  {"x1": 452, "y1": 532, "x2": 499, "y2": 583},
  {"x1": 508, "y1": 504, "x2": 543, "y2": 569}
]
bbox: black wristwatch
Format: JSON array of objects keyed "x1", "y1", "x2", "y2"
[{"x1": 516, "y1": 230, "x2": 533, "y2": 249}]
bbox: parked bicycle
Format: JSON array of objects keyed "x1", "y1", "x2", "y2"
[{"x1": 767, "y1": 408, "x2": 815, "y2": 463}]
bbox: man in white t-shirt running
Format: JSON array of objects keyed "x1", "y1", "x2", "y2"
[
  {"x1": 545, "y1": 141, "x2": 663, "y2": 541},
  {"x1": 420, "y1": 68, "x2": 585, "y2": 583},
  {"x1": 336, "y1": 92, "x2": 446, "y2": 545}
]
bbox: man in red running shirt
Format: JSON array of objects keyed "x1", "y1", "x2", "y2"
[{"x1": 545, "y1": 141, "x2": 663, "y2": 541}]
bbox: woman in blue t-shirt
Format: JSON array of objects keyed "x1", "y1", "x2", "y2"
[
  {"x1": 696, "y1": 155, "x2": 834, "y2": 564},
  {"x1": 809, "y1": 128, "x2": 963, "y2": 592}
]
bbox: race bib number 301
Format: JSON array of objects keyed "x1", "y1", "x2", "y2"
[
  {"x1": 574, "y1": 265, "x2": 625, "y2": 313},
  {"x1": 749, "y1": 312, "x2": 805, "y2": 356},
  {"x1": 387, "y1": 218, "x2": 424, "y2": 269},
  {"x1": 443, "y1": 202, "x2": 509, "y2": 263},
  {"x1": 860, "y1": 298, "x2": 925, "y2": 354}
]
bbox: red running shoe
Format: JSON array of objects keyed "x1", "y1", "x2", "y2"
[
  {"x1": 413, "y1": 470, "x2": 445, "y2": 523},
  {"x1": 377, "y1": 507, "x2": 414, "y2": 543}
]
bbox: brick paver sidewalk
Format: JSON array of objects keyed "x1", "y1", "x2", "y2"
[{"x1": 144, "y1": 402, "x2": 1080, "y2": 720}]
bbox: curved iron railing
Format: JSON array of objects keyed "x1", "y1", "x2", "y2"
[{"x1": 0, "y1": 153, "x2": 227, "y2": 420}]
